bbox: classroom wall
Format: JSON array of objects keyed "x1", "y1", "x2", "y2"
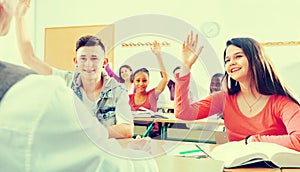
[{"x1": 1, "y1": 0, "x2": 299, "y2": 98}]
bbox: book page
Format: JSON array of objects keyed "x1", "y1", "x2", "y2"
[
  {"x1": 246, "y1": 142, "x2": 300, "y2": 168},
  {"x1": 246, "y1": 143, "x2": 300, "y2": 168},
  {"x1": 211, "y1": 141, "x2": 300, "y2": 168},
  {"x1": 210, "y1": 141, "x2": 268, "y2": 167},
  {"x1": 247, "y1": 142, "x2": 299, "y2": 158},
  {"x1": 272, "y1": 152, "x2": 300, "y2": 168}
]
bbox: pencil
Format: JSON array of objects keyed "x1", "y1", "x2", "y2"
[
  {"x1": 142, "y1": 119, "x2": 156, "y2": 137},
  {"x1": 195, "y1": 144, "x2": 214, "y2": 159},
  {"x1": 179, "y1": 149, "x2": 202, "y2": 155}
]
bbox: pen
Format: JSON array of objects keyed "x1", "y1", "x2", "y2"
[
  {"x1": 195, "y1": 144, "x2": 214, "y2": 159},
  {"x1": 142, "y1": 119, "x2": 156, "y2": 137},
  {"x1": 179, "y1": 149, "x2": 202, "y2": 155}
]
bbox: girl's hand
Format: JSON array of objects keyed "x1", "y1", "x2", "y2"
[
  {"x1": 151, "y1": 40, "x2": 161, "y2": 56},
  {"x1": 182, "y1": 32, "x2": 204, "y2": 70}
]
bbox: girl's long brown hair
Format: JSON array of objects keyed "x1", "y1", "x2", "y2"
[{"x1": 223, "y1": 37, "x2": 299, "y2": 105}]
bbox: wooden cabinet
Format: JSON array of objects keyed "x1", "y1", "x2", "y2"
[{"x1": 44, "y1": 24, "x2": 114, "y2": 71}]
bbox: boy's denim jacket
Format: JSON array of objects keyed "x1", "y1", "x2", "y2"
[{"x1": 53, "y1": 69, "x2": 133, "y2": 127}]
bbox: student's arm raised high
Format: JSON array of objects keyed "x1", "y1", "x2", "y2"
[
  {"x1": 175, "y1": 32, "x2": 209, "y2": 120},
  {"x1": 15, "y1": 0, "x2": 53, "y2": 75},
  {"x1": 151, "y1": 40, "x2": 169, "y2": 97}
]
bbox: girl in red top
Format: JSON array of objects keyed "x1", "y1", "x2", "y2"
[
  {"x1": 129, "y1": 41, "x2": 169, "y2": 111},
  {"x1": 175, "y1": 32, "x2": 300, "y2": 151},
  {"x1": 129, "y1": 41, "x2": 169, "y2": 137}
]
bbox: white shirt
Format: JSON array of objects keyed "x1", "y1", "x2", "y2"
[
  {"x1": 127, "y1": 83, "x2": 135, "y2": 94},
  {"x1": 0, "y1": 75, "x2": 158, "y2": 171},
  {"x1": 81, "y1": 87, "x2": 97, "y2": 114}
]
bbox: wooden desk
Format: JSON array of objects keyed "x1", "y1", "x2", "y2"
[
  {"x1": 118, "y1": 139, "x2": 298, "y2": 172},
  {"x1": 134, "y1": 113, "x2": 224, "y2": 141},
  {"x1": 118, "y1": 139, "x2": 224, "y2": 171},
  {"x1": 155, "y1": 156, "x2": 224, "y2": 172}
]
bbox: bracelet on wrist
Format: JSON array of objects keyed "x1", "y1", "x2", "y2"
[{"x1": 245, "y1": 135, "x2": 251, "y2": 145}]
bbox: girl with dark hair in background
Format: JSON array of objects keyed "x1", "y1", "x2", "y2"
[{"x1": 105, "y1": 64, "x2": 135, "y2": 94}]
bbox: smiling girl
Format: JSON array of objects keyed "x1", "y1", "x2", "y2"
[{"x1": 175, "y1": 32, "x2": 300, "y2": 151}]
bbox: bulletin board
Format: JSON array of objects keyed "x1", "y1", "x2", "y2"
[{"x1": 44, "y1": 24, "x2": 114, "y2": 71}]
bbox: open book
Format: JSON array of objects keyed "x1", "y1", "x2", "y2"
[
  {"x1": 132, "y1": 107, "x2": 168, "y2": 119},
  {"x1": 210, "y1": 141, "x2": 300, "y2": 168},
  {"x1": 131, "y1": 111, "x2": 168, "y2": 118}
]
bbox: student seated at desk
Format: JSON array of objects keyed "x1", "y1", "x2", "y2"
[
  {"x1": 175, "y1": 32, "x2": 300, "y2": 151},
  {"x1": 15, "y1": 2, "x2": 133, "y2": 139},
  {"x1": 129, "y1": 41, "x2": 169, "y2": 138},
  {"x1": 209, "y1": 73, "x2": 224, "y2": 94}
]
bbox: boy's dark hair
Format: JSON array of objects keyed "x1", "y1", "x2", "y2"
[
  {"x1": 75, "y1": 35, "x2": 105, "y2": 53},
  {"x1": 212, "y1": 73, "x2": 224, "y2": 79}
]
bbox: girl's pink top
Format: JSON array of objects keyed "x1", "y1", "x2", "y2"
[
  {"x1": 175, "y1": 72, "x2": 300, "y2": 151},
  {"x1": 129, "y1": 88, "x2": 158, "y2": 112}
]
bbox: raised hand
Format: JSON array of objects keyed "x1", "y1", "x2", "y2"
[
  {"x1": 182, "y1": 32, "x2": 204, "y2": 70},
  {"x1": 150, "y1": 40, "x2": 169, "y2": 95},
  {"x1": 15, "y1": 0, "x2": 31, "y2": 18},
  {"x1": 150, "y1": 40, "x2": 161, "y2": 56}
]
